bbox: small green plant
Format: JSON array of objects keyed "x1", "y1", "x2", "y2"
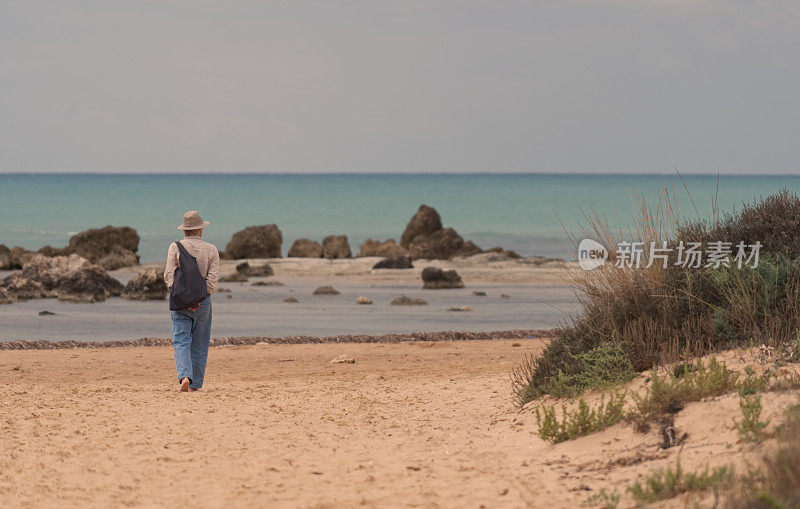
[
  {"x1": 535, "y1": 391, "x2": 626, "y2": 443},
  {"x1": 628, "y1": 357, "x2": 739, "y2": 430},
  {"x1": 734, "y1": 394, "x2": 770, "y2": 442},
  {"x1": 589, "y1": 488, "x2": 620, "y2": 509},
  {"x1": 628, "y1": 458, "x2": 733, "y2": 503},
  {"x1": 725, "y1": 403, "x2": 800, "y2": 507}
]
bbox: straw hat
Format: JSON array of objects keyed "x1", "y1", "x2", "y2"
[{"x1": 177, "y1": 211, "x2": 210, "y2": 230}]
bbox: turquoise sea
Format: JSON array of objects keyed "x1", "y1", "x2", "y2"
[{"x1": 1, "y1": 173, "x2": 799, "y2": 263}]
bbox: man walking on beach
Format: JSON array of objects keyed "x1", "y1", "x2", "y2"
[{"x1": 164, "y1": 211, "x2": 220, "y2": 392}]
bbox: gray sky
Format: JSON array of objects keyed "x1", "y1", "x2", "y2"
[{"x1": 1, "y1": 1, "x2": 798, "y2": 174}]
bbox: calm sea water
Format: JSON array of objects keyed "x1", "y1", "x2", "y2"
[{"x1": 1, "y1": 173, "x2": 799, "y2": 263}]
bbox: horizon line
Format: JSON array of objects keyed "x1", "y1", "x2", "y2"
[{"x1": 2, "y1": 171, "x2": 800, "y2": 177}]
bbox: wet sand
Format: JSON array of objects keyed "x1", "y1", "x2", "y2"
[{"x1": 0, "y1": 256, "x2": 579, "y2": 342}]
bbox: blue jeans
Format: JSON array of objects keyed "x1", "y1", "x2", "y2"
[{"x1": 171, "y1": 295, "x2": 212, "y2": 389}]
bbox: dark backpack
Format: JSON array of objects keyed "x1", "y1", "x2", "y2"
[{"x1": 169, "y1": 241, "x2": 208, "y2": 311}]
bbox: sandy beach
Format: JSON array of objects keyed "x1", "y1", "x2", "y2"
[{"x1": 2, "y1": 338, "x2": 788, "y2": 508}]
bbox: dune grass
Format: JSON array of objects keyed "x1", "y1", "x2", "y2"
[
  {"x1": 515, "y1": 188, "x2": 800, "y2": 406},
  {"x1": 628, "y1": 458, "x2": 733, "y2": 503}
]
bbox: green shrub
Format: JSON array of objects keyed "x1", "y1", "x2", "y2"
[
  {"x1": 628, "y1": 458, "x2": 733, "y2": 503},
  {"x1": 535, "y1": 391, "x2": 626, "y2": 443},
  {"x1": 734, "y1": 394, "x2": 770, "y2": 443}
]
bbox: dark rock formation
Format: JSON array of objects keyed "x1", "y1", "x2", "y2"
[
  {"x1": 408, "y1": 228, "x2": 479, "y2": 260},
  {"x1": 400, "y1": 205, "x2": 443, "y2": 248},
  {"x1": 38, "y1": 310, "x2": 56, "y2": 316},
  {"x1": 9, "y1": 247, "x2": 35, "y2": 269},
  {"x1": 0, "y1": 255, "x2": 123, "y2": 303},
  {"x1": 236, "y1": 262, "x2": 274, "y2": 277},
  {"x1": 283, "y1": 297, "x2": 299, "y2": 303},
  {"x1": 421, "y1": 267, "x2": 465, "y2": 289},
  {"x1": 372, "y1": 255, "x2": 414, "y2": 269},
  {"x1": 121, "y1": 269, "x2": 168, "y2": 300},
  {"x1": 98, "y1": 246, "x2": 140, "y2": 271},
  {"x1": 322, "y1": 235, "x2": 352, "y2": 259},
  {"x1": 357, "y1": 239, "x2": 407, "y2": 258},
  {"x1": 67, "y1": 226, "x2": 140, "y2": 268},
  {"x1": 486, "y1": 246, "x2": 521, "y2": 259},
  {"x1": 225, "y1": 225, "x2": 282, "y2": 259},
  {"x1": 288, "y1": 238, "x2": 323, "y2": 258},
  {"x1": 313, "y1": 285, "x2": 341, "y2": 295},
  {"x1": 399, "y1": 205, "x2": 483, "y2": 260},
  {"x1": 0, "y1": 287, "x2": 15, "y2": 304},
  {"x1": 0, "y1": 245, "x2": 12, "y2": 270},
  {"x1": 390, "y1": 295, "x2": 428, "y2": 306}
]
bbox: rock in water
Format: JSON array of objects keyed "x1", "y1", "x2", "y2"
[
  {"x1": 472, "y1": 290, "x2": 487, "y2": 296},
  {"x1": 287, "y1": 239, "x2": 323, "y2": 258},
  {"x1": 421, "y1": 267, "x2": 464, "y2": 289},
  {"x1": 408, "y1": 228, "x2": 474, "y2": 260},
  {"x1": 400, "y1": 205, "x2": 443, "y2": 248},
  {"x1": 0, "y1": 255, "x2": 123, "y2": 303},
  {"x1": 225, "y1": 225, "x2": 282, "y2": 259},
  {"x1": 390, "y1": 295, "x2": 428, "y2": 306},
  {"x1": 121, "y1": 269, "x2": 168, "y2": 300},
  {"x1": 330, "y1": 354, "x2": 355, "y2": 364},
  {"x1": 283, "y1": 297, "x2": 299, "y2": 303},
  {"x1": 356, "y1": 296, "x2": 373, "y2": 305},
  {"x1": 372, "y1": 255, "x2": 414, "y2": 269},
  {"x1": 357, "y1": 239, "x2": 407, "y2": 257},
  {"x1": 38, "y1": 310, "x2": 56, "y2": 316},
  {"x1": 67, "y1": 225, "x2": 140, "y2": 267},
  {"x1": 313, "y1": 285, "x2": 340, "y2": 295},
  {"x1": 235, "y1": 261, "x2": 274, "y2": 277},
  {"x1": 0, "y1": 244, "x2": 13, "y2": 270},
  {"x1": 322, "y1": 235, "x2": 352, "y2": 259},
  {"x1": 251, "y1": 280, "x2": 285, "y2": 286}
]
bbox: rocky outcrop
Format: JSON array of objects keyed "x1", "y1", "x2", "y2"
[
  {"x1": 97, "y1": 246, "x2": 140, "y2": 271},
  {"x1": 408, "y1": 228, "x2": 480, "y2": 260},
  {"x1": 400, "y1": 205, "x2": 443, "y2": 248},
  {"x1": 400, "y1": 205, "x2": 482, "y2": 260},
  {"x1": 9, "y1": 247, "x2": 36, "y2": 269},
  {"x1": 372, "y1": 255, "x2": 414, "y2": 269},
  {"x1": 67, "y1": 226, "x2": 140, "y2": 268},
  {"x1": 357, "y1": 239, "x2": 407, "y2": 258},
  {"x1": 0, "y1": 255, "x2": 123, "y2": 303},
  {"x1": 421, "y1": 267, "x2": 464, "y2": 289},
  {"x1": 0, "y1": 245, "x2": 12, "y2": 270},
  {"x1": 486, "y1": 246, "x2": 521, "y2": 259},
  {"x1": 121, "y1": 269, "x2": 168, "y2": 300},
  {"x1": 235, "y1": 262, "x2": 274, "y2": 277},
  {"x1": 313, "y1": 285, "x2": 341, "y2": 295},
  {"x1": 225, "y1": 225, "x2": 283, "y2": 259},
  {"x1": 288, "y1": 239, "x2": 323, "y2": 258},
  {"x1": 322, "y1": 235, "x2": 352, "y2": 259}
]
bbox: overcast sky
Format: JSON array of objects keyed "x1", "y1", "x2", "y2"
[{"x1": 1, "y1": 1, "x2": 798, "y2": 174}]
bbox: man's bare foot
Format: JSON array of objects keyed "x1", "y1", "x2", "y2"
[{"x1": 179, "y1": 378, "x2": 190, "y2": 392}]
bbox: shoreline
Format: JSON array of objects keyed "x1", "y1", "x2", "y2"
[{"x1": 0, "y1": 328, "x2": 553, "y2": 350}]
